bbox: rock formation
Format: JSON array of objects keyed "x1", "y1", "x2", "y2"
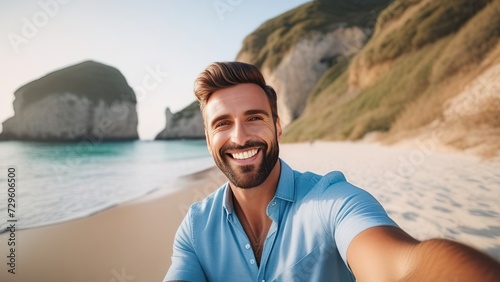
[
  {"x1": 155, "y1": 102, "x2": 204, "y2": 140},
  {"x1": 283, "y1": 0, "x2": 500, "y2": 156},
  {"x1": 1, "y1": 60, "x2": 138, "y2": 141},
  {"x1": 239, "y1": 26, "x2": 368, "y2": 127},
  {"x1": 235, "y1": 0, "x2": 391, "y2": 127}
]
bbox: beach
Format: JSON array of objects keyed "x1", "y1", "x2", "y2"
[{"x1": 1, "y1": 141, "x2": 499, "y2": 281}]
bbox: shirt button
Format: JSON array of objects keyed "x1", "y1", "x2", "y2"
[
  {"x1": 245, "y1": 243, "x2": 251, "y2": 249},
  {"x1": 272, "y1": 201, "x2": 277, "y2": 206},
  {"x1": 250, "y1": 259, "x2": 255, "y2": 265}
]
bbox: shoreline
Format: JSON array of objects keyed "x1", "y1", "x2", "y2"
[
  {"x1": 1, "y1": 141, "x2": 498, "y2": 281},
  {"x1": 0, "y1": 166, "x2": 226, "y2": 282},
  {"x1": 0, "y1": 166, "x2": 214, "y2": 235}
]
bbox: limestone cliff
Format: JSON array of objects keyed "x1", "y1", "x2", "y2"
[
  {"x1": 284, "y1": 0, "x2": 500, "y2": 157},
  {"x1": 155, "y1": 102, "x2": 204, "y2": 140},
  {"x1": 236, "y1": 0, "x2": 391, "y2": 127},
  {"x1": 0, "y1": 60, "x2": 138, "y2": 141},
  {"x1": 241, "y1": 26, "x2": 368, "y2": 127}
]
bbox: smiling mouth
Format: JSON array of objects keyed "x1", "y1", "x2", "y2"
[{"x1": 229, "y1": 148, "x2": 259, "y2": 160}]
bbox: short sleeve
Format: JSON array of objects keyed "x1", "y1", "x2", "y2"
[
  {"x1": 164, "y1": 208, "x2": 207, "y2": 282},
  {"x1": 316, "y1": 171, "x2": 398, "y2": 268}
]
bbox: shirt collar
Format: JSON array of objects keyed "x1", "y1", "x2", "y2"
[
  {"x1": 222, "y1": 159, "x2": 296, "y2": 217},
  {"x1": 222, "y1": 182, "x2": 233, "y2": 217},
  {"x1": 274, "y1": 159, "x2": 296, "y2": 202}
]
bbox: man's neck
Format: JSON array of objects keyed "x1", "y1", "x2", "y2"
[
  {"x1": 231, "y1": 160, "x2": 280, "y2": 265},
  {"x1": 230, "y1": 160, "x2": 280, "y2": 229}
]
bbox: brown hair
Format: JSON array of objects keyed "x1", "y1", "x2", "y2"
[{"x1": 194, "y1": 61, "x2": 278, "y2": 122}]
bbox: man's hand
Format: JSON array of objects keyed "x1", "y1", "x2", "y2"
[{"x1": 347, "y1": 226, "x2": 500, "y2": 281}]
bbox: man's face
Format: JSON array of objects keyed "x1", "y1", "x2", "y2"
[{"x1": 204, "y1": 83, "x2": 282, "y2": 188}]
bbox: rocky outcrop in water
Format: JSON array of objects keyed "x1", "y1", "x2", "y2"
[
  {"x1": 1, "y1": 60, "x2": 139, "y2": 141},
  {"x1": 155, "y1": 102, "x2": 204, "y2": 140}
]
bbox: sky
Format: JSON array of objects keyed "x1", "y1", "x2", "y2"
[{"x1": 0, "y1": 0, "x2": 310, "y2": 140}]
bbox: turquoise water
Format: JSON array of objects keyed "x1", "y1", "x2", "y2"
[{"x1": 0, "y1": 140, "x2": 214, "y2": 232}]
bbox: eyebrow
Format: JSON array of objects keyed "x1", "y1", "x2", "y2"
[
  {"x1": 210, "y1": 114, "x2": 231, "y2": 129},
  {"x1": 209, "y1": 109, "x2": 270, "y2": 129},
  {"x1": 244, "y1": 109, "x2": 270, "y2": 117}
]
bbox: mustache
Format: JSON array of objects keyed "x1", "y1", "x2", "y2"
[{"x1": 220, "y1": 140, "x2": 267, "y2": 154}]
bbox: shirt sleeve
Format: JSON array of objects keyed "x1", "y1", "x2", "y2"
[
  {"x1": 164, "y1": 208, "x2": 207, "y2": 282},
  {"x1": 316, "y1": 171, "x2": 399, "y2": 269}
]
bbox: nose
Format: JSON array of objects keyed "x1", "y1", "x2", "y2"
[{"x1": 231, "y1": 120, "x2": 251, "y2": 146}]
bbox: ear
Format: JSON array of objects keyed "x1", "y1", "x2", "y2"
[
  {"x1": 276, "y1": 117, "x2": 282, "y2": 142},
  {"x1": 205, "y1": 129, "x2": 213, "y2": 156}
]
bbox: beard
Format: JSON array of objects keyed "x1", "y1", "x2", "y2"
[{"x1": 214, "y1": 135, "x2": 279, "y2": 189}]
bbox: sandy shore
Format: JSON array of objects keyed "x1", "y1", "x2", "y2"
[
  {"x1": 0, "y1": 167, "x2": 226, "y2": 282},
  {"x1": 1, "y1": 141, "x2": 499, "y2": 281}
]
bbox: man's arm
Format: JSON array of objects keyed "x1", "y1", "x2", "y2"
[
  {"x1": 347, "y1": 226, "x2": 500, "y2": 281},
  {"x1": 164, "y1": 210, "x2": 207, "y2": 282}
]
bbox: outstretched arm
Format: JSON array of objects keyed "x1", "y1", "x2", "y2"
[
  {"x1": 164, "y1": 211, "x2": 207, "y2": 282},
  {"x1": 347, "y1": 226, "x2": 500, "y2": 281}
]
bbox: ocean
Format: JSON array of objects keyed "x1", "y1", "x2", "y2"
[{"x1": 0, "y1": 140, "x2": 214, "y2": 232}]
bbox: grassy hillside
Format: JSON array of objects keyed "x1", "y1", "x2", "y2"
[
  {"x1": 237, "y1": 0, "x2": 391, "y2": 70},
  {"x1": 363, "y1": 0, "x2": 490, "y2": 67},
  {"x1": 283, "y1": 0, "x2": 500, "y2": 147}
]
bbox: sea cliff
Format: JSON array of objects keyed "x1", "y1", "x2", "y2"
[{"x1": 1, "y1": 60, "x2": 139, "y2": 141}]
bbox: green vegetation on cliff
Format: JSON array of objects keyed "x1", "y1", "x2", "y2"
[
  {"x1": 15, "y1": 60, "x2": 136, "y2": 110},
  {"x1": 363, "y1": 0, "x2": 491, "y2": 67},
  {"x1": 237, "y1": 0, "x2": 391, "y2": 70},
  {"x1": 283, "y1": 0, "x2": 500, "y2": 143}
]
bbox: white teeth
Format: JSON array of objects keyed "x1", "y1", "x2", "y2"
[{"x1": 231, "y1": 149, "x2": 258, "y2": 160}]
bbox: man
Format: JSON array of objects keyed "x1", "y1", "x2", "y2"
[{"x1": 165, "y1": 61, "x2": 500, "y2": 281}]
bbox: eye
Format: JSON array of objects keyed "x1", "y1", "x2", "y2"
[
  {"x1": 215, "y1": 120, "x2": 230, "y2": 128},
  {"x1": 248, "y1": 116, "x2": 263, "y2": 121}
]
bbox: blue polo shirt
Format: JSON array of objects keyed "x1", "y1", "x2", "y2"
[{"x1": 165, "y1": 160, "x2": 397, "y2": 281}]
